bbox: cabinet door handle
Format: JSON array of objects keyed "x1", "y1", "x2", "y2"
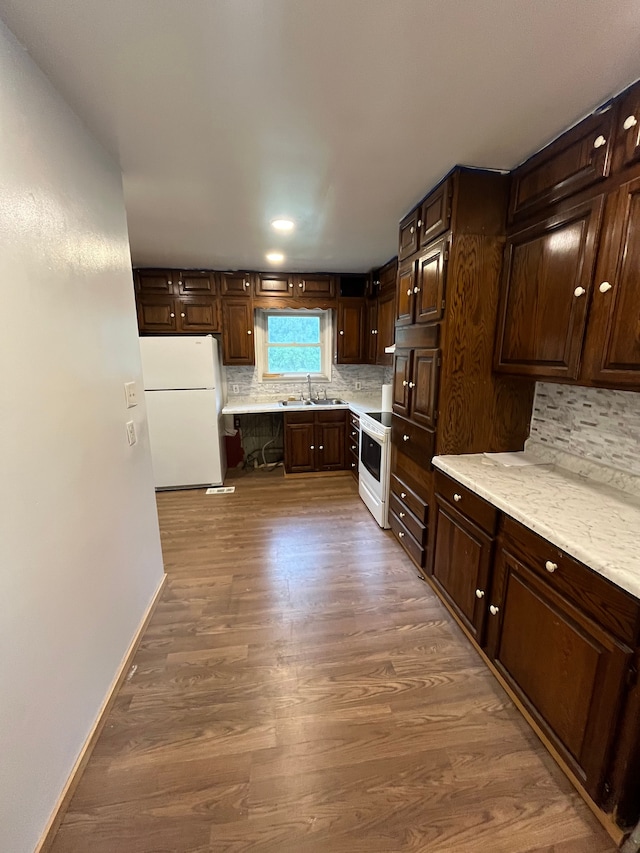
[
  {"x1": 593, "y1": 135, "x2": 607, "y2": 149},
  {"x1": 400, "y1": 492, "x2": 407, "y2": 499},
  {"x1": 413, "y1": 286, "x2": 420, "y2": 294},
  {"x1": 403, "y1": 434, "x2": 410, "y2": 441},
  {"x1": 599, "y1": 281, "x2": 612, "y2": 293},
  {"x1": 623, "y1": 115, "x2": 638, "y2": 130},
  {"x1": 475, "y1": 589, "x2": 485, "y2": 599},
  {"x1": 408, "y1": 381, "x2": 415, "y2": 388},
  {"x1": 398, "y1": 531, "x2": 405, "y2": 538},
  {"x1": 399, "y1": 511, "x2": 405, "y2": 518},
  {"x1": 181, "y1": 312, "x2": 186, "y2": 317},
  {"x1": 319, "y1": 445, "x2": 324, "y2": 450},
  {"x1": 247, "y1": 329, "x2": 252, "y2": 335},
  {"x1": 299, "y1": 282, "x2": 304, "y2": 288},
  {"x1": 351, "y1": 462, "x2": 356, "y2": 468},
  {"x1": 351, "y1": 431, "x2": 357, "y2": 436},
  {"x1": 170, "y1": 312, "x2": 175, "y2": 318},
  {"x1": 168, "y1": 280, "x2": 173, "y2": 285},
  {"x1": 310, "y1": 445, "x2": 314, "y2": 450},
  {"x1": 545, "y1": 560, "x2": 558, "y2": 573},
  {"x1": 406, "y1": 288, "x2": 412, "y2": 296},
  {"x1": 573, "y1": 286, "x2": 586, "y2": 297},
  {"x1": 417, "y1": 219, "x2": 422, "y2": 227},
  {"x1": 489, "y1": 604, "x2": 499, "y2": 616},
  {"x1": 351, "y1": 445, "x2": 357, "y2": 451},
  {"x1": 453, "y1": 493, "x2": 462, "y2": 502},
  {"x1": 409, "y1": 226, "x2": 415, "y2": 234},
  {"x1": 402, "y1": 380, "x2": 408, "y2": 386},
  {"x1": 288, "y1": 282, "x2": 293, "y2": 288}
]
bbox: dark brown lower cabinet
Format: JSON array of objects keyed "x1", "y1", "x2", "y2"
[
  {"x1": 486, "y1": 543, "x2": 633, "y2": 802},
  {"x1": 284, "y1": 410, "x2": 346, "y2": 474}
]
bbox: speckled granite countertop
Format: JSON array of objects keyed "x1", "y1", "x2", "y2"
[{"x1": 433, "y1": 451, "x2": 640, "y2": 600}]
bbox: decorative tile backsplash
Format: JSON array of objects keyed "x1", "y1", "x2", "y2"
[
  {"x1": 529, "y1": 383, "x2": 640, "y2": 476},
  {"x1": 225, "y1": 364, "x2": 391, "y2": 401}
]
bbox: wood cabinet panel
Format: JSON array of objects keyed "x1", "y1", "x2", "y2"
[
  {"x1": 376, "y1": 290, "x2": 395, "y2": 365},
  {"x1": 337, "y1": 299, "x2": 365, "y2": 364},
  {"x1": 296, "y1": 274, "x2": 336, "y2": 299},
  {"x1": 392, "y1": 350, "x2": 411, "y2": 417},
  {"x1": 390, "y1": 473, "x2": 428, "y2": 525},
  {"x1": 582, "y1": 176, "x2": 640, "y2": 387},
  {"x1": 389, "y1": 509, "x2": 425, "y2": 568},
  {"x1": 416, "y1": 239, "x2": 448, "y2": 324},
  {"x1": 221, "y1": 299, "x2": 255, "y2": 365},
  {"x1": 137, "y1": 297, "x2": 178, "y2": 333},
  {"x1": 220, "y1": 271, "x2": 253, "y2": 297},
  {"x1": 178, "y1": 271, "x2": 217, "y2": 294},
  {"x1": 135, "y1": 270, "x2": 174, "y2": 294},
  {"x1": 284, "y1": 420, "x2": 315, "y2": 473},
  {"x1": 389, "y1": 492, "x2": 425, "y2": 545},
  {"x1": 410, "y1": 348, "x2": 440, "y2": 429},
  {"x1": 366, "y1": 299, "x2": 378, "y2": 364},
  {"x1": 255, "y1": 273, "x2": 293, "y2": 297},
  {"x1": 494, "y1": 197, "x2": 604, "y2": 379},
  {"x1": 487, "y1": 547, "x2": 632, "y2": 800},
  {"x1": 399, "y1": 207, "x2": 419, "y2": 260},
  {"x1": 179, "y1": 298, "x2": 220, "y2": 332},
  {"x1": 509, "y1": 109, "x2": 614, "y2": 222},
  {"x1": 618, "y1": 85, "x2": 640, "y2": 168},
  {"x1": 395, "y1": 259, "x2": 415, "y2": 327},
  {"x1": 284, "y1": 411, "x2": 347, "y2": 474},
  {"x1": 431, "y1": 500, "x2": 493, "y2": 644},
  {"x1": 420, "y1": 178, "x2": 452, "y2": 247},
  {"x1": 317, "y1": 418, "x2": 346, "y2": 471},
  {"x1": 391, "y1": 415, "x2": 435, "y2": 468}
]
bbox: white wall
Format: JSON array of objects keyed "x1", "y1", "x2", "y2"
[{"x1": 0, "y1": 19, "x2": 165, "y2": 853}]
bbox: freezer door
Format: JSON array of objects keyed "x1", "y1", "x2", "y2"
[
  {"x1": 144, "y1": 389, "x2": 223, "y2": 488},
  {"x1": 139, "y1": 335, "x2": 218, "y2": 390}
]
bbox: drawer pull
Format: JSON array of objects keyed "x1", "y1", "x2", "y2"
[
  {"x1": 351, "y1": 445, "x2": 357, "y2": 451},
  {"x1": 593, "y1": 134, "x2": 607, "y2": 149},
  {"x1": 398, "y1": 531, "x2": 405, "y2": 538},
  {"x1": 489, "y1": 604, "x2": 499, "y2": 616},
  {"x1": 475, "y1": 589, "x2": 485, "y2": 599},
  {"x1": 453, "y1": 493, "x2": 462, "y2": 502},
  {"x1": 623, "y1": 114, "x2": 638, "y2": 131},
  {"x1": 403, "y1": 434, "x2": 410, "y2": 441},
  {"x1": 399, "y1": 512, "x2": 405, "y2": 519},
  {"x1": 599, "y1": 281, "x2": 612, "y2": 293},
  {"x1": 400, "y1": 492, "x2": 407, "y2": 499},
  {"x1": 545, "y1": 560, "x2": 558, "y2": 573}
]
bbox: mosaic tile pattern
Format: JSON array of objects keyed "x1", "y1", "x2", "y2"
[
  {"x1": 529, "y1": 382, "x2": 640, "y2": 476},
  {"x1": 225, "y1": 364, "x2": 388, "y2": 402}
]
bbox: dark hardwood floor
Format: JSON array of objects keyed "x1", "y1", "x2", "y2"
[{"x1": 49, "y1": 472, "x2": 617, "y2": 852}]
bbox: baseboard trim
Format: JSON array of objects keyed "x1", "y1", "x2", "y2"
[{"x1": 35, "y1": 573, "x2": 167, "y2": 853}]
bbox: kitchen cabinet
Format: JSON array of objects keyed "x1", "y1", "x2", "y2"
[
  {"x1": 137, "y1": 297, "x2": 178, "y2": 333},
  {"x1": 221, "y1": 299, "x2": 254, "y2": 365},
  {"x1": 283, "y1": 410, "x2": 346, "y2": 474},
  {"x1": 494, "y1": 196, "x2": 605, "y2": 380},
  {"x1": 580, "y1": 175, "x2": 640, "y2": 387},
  {"x1": 254, "y1": 273, "x2": 337, "y2": 301},
  {"x1": 135, "y1": 269, "x2": 174, "y2": 294},
  {"x1": 375, "y1": 289, "x2": 395, "y2": 365},
  {"x1": 296, "y1": 274, "x2": 336, "y2": 299},
  {"x1": 336, "y1": 298, "x2": 365, "y2": 364},
  {"x1": 255, "y1": 273, "x2": 293, "y2": 297},
  {"x1": 220, "y1": 271, "x2": 254, "y2": 297},
  {"x1": 177, "y1": 271, "x2": 217, "y2": 294},
  {"x1": 398, "y1": 208, "x2": 420, "y2": 260},
  {"x1": 508, "y1": 108, "x2": 614, "y2": 223},
  {"x1": 178, "y1": 298, "x2": 221, "y2": 332},
  {"x1": 389, "y1": 473, "x2": 428, "y2": 569},
  {"x1": 617, "y1": 85, "x2": 640, "y2": 168},
  {"x1": 137, "y1": 295, "x2": 220, "y2": 334},
  {"x1": 347, "y1": 411, "x2": 360, "y2": 479},
  {"x1": 430, "y1": 471, "x2": 497, "y2": 644},
  {"x1": 366, "y1": 300, "x2": 378, "y2": 363},
  {"x1": 389, "y1": 168, "x2": 534, "y2": 575},
  {"x1": 486, "y1": 531, "x2": 633, "y2": 802}
]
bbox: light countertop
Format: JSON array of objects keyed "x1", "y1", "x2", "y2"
[
  {"x1": 222, "y1": 395, "x2": 383, "y2": 416},
  {"x1": 433, "y1": 452, "x2": 640, "y2": 600}
]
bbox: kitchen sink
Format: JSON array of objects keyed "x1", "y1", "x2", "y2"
[
  {"x1": 311, "y1": 398, "x2": 347, "y2": 406},
  {"x1": 279, "y1": 400, "x2": 314, "y2": 407}
]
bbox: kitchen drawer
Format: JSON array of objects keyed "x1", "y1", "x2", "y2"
[
  {"x1": 509, "y1": 108, "x2": 614, "y2": 223},
  {"x1": 316, "y1": 409, "x2": 347, "y2": 424},
  {"x1": 390, "y1": 509, "x2": 425, "y2": 568},
  {"x1": 349, "y1": 411, "x2": 360, "y2": 430},
  {"x1": 284, "y1": 410, "x2": 315, "y2": 425},
  {"x1": 390, "y1": 473, "x2": 428, "y2": 524},
  {"x1": 501, "y1": 516, "x2": 640, "y2": 646},
  {"x1": 434, "y1": 470, "x2": 498, "y2": 534},
  {"x1": 391, "y1": 415, "x2": 435, "y2": 469},
  {"x1": 389, "y1": 492, "x2": 426, "y2": 545}
]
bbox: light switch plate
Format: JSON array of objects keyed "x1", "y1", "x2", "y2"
[
  {"x1": 124, "y1": 381, "x2": 138, "y2": 408},
  {"x1": 126, "y1": 421, "x2": 137, "y2": 446}
]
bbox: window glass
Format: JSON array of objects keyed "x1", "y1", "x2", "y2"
[{"x1": 257, "y1": 309, "x2": 331, "y2": 380}]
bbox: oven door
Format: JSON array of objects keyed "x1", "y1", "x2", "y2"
[{"x1": 360, "y1": 428, "x2": 383, "y2": 483}]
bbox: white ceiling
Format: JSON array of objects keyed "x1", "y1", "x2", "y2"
[{"x1": 1, "y1": 0, "x2": 640, "y2": 273}]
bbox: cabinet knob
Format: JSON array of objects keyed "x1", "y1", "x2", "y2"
[
  {"x1": 399, "y1": 511, "x2": 405, "y2": 518},
  {"x1": 489, "y1": 604, "x2": 499, "y2": 616},
  {"x1": 545, "y1": 560, "x2": 558, "y2": 573},
  {"x1": 573, "y1": 286, "x2": 586, "y2": 297},
  {"x1": 339, "y1": 330, "x2": 344, "y2": 335},
  {"x1": 247, "y1": 329, "x2": 252, "y2": 335},
  {"x1": 351, "y1": 431, "x2": 357, "y2": 436},
  {"x1": 181, "y1": 312, "x2": 186, "y2": 317},
  {"x1": 310, "y1": 445, "x2": 314, "y2": 450},
  {"x1": 403, "y1": 434, "x2": 410, "y2": 441},
  {"x1": 170, "y1": 312, "x2": 175, "y2": 318},
  {"x1": 400, "y1": 492, "x2": 407, "y2": 499},
  {"x1": 319, "y1": 445, "x2": 324, "y2": 450},
  {"x1": 168, "y1": 280, "x2": 173, "y2": 285},
  {"x1": 593, "y1": 135, "x2": 607, "y2": 149},
  {"x1": 417, "y1": 219, "x2": 422, "y2": 227},
  {"x1": 407, "y1": 288, "x2": 412, "y2": 296},
  {"x1": 299, "y1": 282, "x2": 304, "y2": 288},
  {"x1": 453, "y1": 493, "x2": 462, "y2": 502},
  {"x1": 475, "y1": 589, "x2": 485, "y2": 599},
  {"x1": 408, "y1": 381, "x2": 415, "y2": 388},
  {"x1": 409, "y1": 226, "x2": 415, "y2": 234},
  {"x1": 374, "y1": 329, "x2": 378, "y2": 334},
  {"x1": 402, "y1": 380, "x2": 408, "y2": 386},
  {"x1": 351, "y1": 445, "x2": 357, "y2": 451},
  {"x1": 623, "y1": 115, "x2": 638, "y2": 131},
  {"x1": 398, "y1": 531, "x2": 405, "y2": 538},
  {"x1": 413, "y1": 286, "x2": 420, "y2": 294},
  {"x1": 243, "y1": 280, "x2": 249, "y2": 288},
  {"x1": 599, "y1": 281, "x2": 612, "y2": 293},
  {"x1": 288, "y1": 282, "x2": 293, "y2": 288},
  {"x1": 351, "y1": 462, "x2": 356, "y2": 468}
]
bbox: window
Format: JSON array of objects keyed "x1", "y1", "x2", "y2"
[{"x1": 255, "y1": 309, "x2": 332, "y2": 381}]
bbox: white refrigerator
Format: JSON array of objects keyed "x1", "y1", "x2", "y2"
[{"x1": 139, "y1": 335, "x2": 226, "y2": 489}]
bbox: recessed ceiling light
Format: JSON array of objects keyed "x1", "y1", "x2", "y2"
[
  {"x1": 266, "y1": 251, "x2": 285, "y2": 264},
  {"x1": 271, "y1": 218, "x2": 295, "y2": 233}
]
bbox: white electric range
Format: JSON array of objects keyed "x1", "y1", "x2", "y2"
[{"x1": 358, "y1": 411, "x2": 392, "y2": 528}]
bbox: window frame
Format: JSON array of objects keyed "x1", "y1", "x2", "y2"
[{"x1": 255, "y1": 308, "x2": 333, "y2": 382}]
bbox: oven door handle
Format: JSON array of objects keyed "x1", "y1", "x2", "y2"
[{"x1": 360, "y1": 421, "x2": 388, "y2": 444}]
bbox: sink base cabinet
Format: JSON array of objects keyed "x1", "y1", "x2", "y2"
[
  {"x1": 428, "y1": 470, "x2": 640, "y2": 834},
  {"x1": 284, "y1": 411, "x2": 347, "y2": 474}
]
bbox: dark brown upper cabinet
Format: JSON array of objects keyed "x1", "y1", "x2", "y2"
[
  {"x1": 395, "y1": 258, "x2": 416, "y2": 327},
  {"x1": 420, "y1": 178, "x2": 452, "y2": 247},
  {"x1": 221, "y1": 299, "x2": 255, "y2": 365},
  {"x1": 392, "y1": 349, "x2": 411, "y2": 418},
  {"x1": 137, "y1": 296, "x2": 178, "y2": 333},
  {"x1": 336, "y1": 298, "x2": 365, "y2": 364},
  {"x1": 581, "y1": 176, "x2": 640, "y2": 388},
  {"x1": 135, "y1": 269, "x2": 174, "y2": 294},
  {"x1": 177, "y1": 271, "x2": 217, "y2": 295},
  {"x1": 392, "y1": 346, "x2": 440, "y2": 429},
  {"x1": 617, "y1": 85, "x2": 640, "y2": 168},
  {"x1": 220, "y1": 271, "x2": 254, "y2": 297},
  {"x1": 255, "y1": 273, "x2": 294, "y2": 297},
  {"x1": 375, "y1": 289, "x2": 395, "y2": 365},
  {"x1": 416, "y1": 238, "x2": 448, "y2": 324},
  {"x1": 178, "y1": 298, "x2": 221, "y2": 333},
  {"x1": 295, "y1": 274, "x2": 336, "y2": 299},
  {"x1": 509, "y1": 108, "x2": 614, "y2": 223},
  {"x1": 398, "y1": 208, "x2": 420, "y2": 260},
  {"x1": 366, "y1": 299, "x2": 378, "y2": 364},
  {"x1": 494, "y1": 196, "x2": 605, "y2": 380}
]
